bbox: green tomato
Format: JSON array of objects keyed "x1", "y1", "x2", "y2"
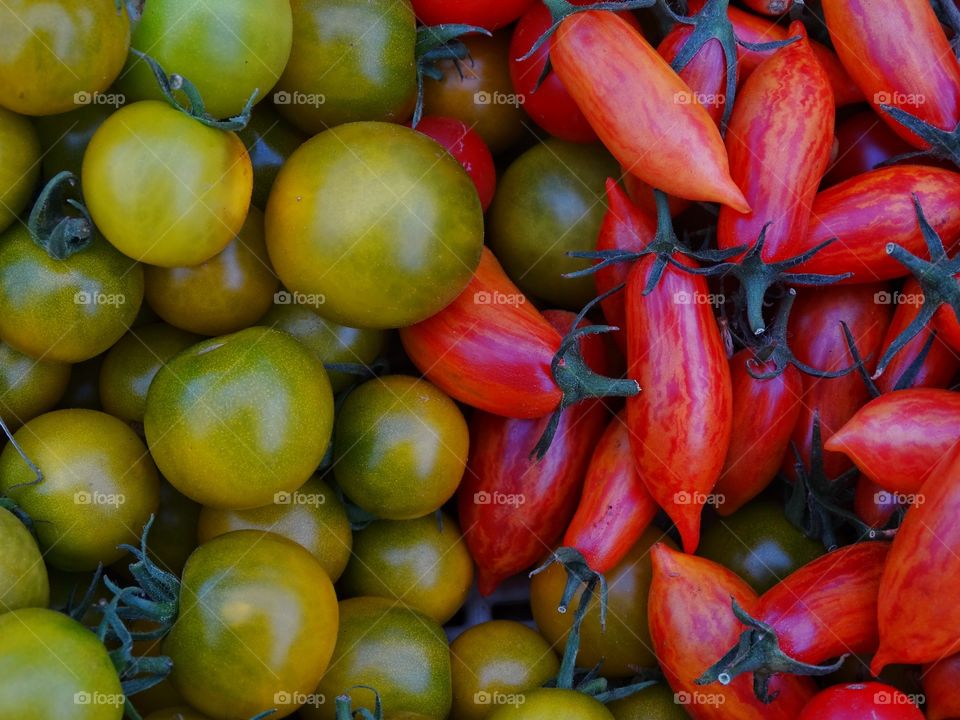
[
  {"x1": 0, "y1": 339, "x2": 71, "y2": 429},
  {"x1": 489, "y1": 139, "x2": 619, "y2": 310},
  {"x1": 163, "y1": 530, "x2": 339, "y2": 719},
  {"x1": 0, "y1": 506, "x2": 49, "y2": 613},
  {"x1": 0, "y1": 608, "x2": 124, "y2": 718},
  {"x1": 487, "y1": 689, "x2": 614, "y2": 719},
  {"x1": 0, "y1": 409, "x2": 160, "y2": 571},
  {"x1": 118, "y1": 0, "x2": 293, "y2": 120},
  {"x1": 0, "y1": 106, "x2": 40, "y2": 233},
  {"x1": 237, "y1": 103, "x2": 307, "y2": 209},
  {"x1": 265, "y1": 121, "x2": 483, "y2": 329},
  {"x1": 144, "y1": 327, "x2": 334, "y2": 509},
  {"x1": 333, "y1": 375, "x2": 468, "y2": 519},
  {"x1": 607, "y1": 684, "x2": 690, "y2": 720},
  {"x1": 275, "y1": 0, "x2": 416, "y2": 134}
]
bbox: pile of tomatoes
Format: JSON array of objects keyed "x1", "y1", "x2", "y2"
[{"x1": 1, "y1": 0, "x2": 960, "y2": 718}]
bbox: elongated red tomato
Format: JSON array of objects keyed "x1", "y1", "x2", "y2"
[
  {"x1": 714, "y1": 352, "x2": 803, "y2": 516},
  {"x1": 855, "y1": 475, "x2": 902, "y2": 529},
  {"x1": 755, "y1": 542, "x2": 890, "y2": 664},
  {"x1": 824, "y1": 110, "x2": 913, "y2": 187},
  {"x1": 400, "y1": 248, "x2": 560, "y2": 418},
  {"x1": 648, "y1": 545, "x2": 816, "y2": 719},
  {"x1": 626, "y1": 256, "x2": 732, "y2": 553},
  {"x1": 561, "y1": 411, "x2": 658, "y2": 574},
  {"x1": 826, "y1": 389, "x2": 960, "y2": 495},
  {"x1": 785, "y1": 285, "x2": 892, "y2": 480},
  {"x1": 923, "y1": 653, "x2": 960, "y2": 720},
  {"x1": 872, "y1": 443, "x2": 960, "y2": 674},
  {"x1": 656, "y1": 24, "x2": 726, "y2": 127},
  {"x1": 798, "y1": 683, "x2": 924, "y2": 720},
  {"x1": 822, "y1": 0, "x2": 960, "y2": 148},
  {"x1": 551, "y1": 11, "x2": 749, "y2": 211},
  {"x1": 718, "y1": 22, "x2": 834, "y2": 259},
  {"x1": 789, "y1": 166, "x2": 960, "y2": 282}
]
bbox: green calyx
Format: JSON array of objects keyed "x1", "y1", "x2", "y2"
[
  {"x1": 414, "y1": 24, "x2": 491, "y2": 127},
  {"x1": 879, "y1": 105, "x2": 960, "y2": 168},
  {"x1": 334, "y1": 686, "x2": 385, "y2": 720},
  {"x1": 696, "y1": 598, "x2": 846, "y2": 704},
  {"x1": 27, "y1": 171, "x2": 95, "y2": 261}
]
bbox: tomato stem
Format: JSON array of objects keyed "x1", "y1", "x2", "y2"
[
  {"x1": 413, "y1": 24, "x2": 491, "y2": 128},
  {"x1": 335, "y1": 686, "x2": 384, "y2": 720},
  {"x1": 27, "y1": 171, "x2": 95, "y2": 261},
  {"x1": 879, "y1": 105, "x2": 960, "y2": 167}
]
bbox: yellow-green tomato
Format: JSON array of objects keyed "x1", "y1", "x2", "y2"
[
  {"x1": 0, "y1": 106, "x2": 40, "y2": 232},
  {"x1": 0, "y1": 0, "x2": 130, "y2": 116},
  {"x1": 144, "y1": 207, "x2": 278, "y2": 335},
  {"x1": 163, "y1": 531, "x2": 339, "y2": 720},
  {"x1": 0, "y1": 226, "x2": 143, "y2": 362},
  {"x1": 303, "y1": 597, "x2": 452, "y2": 720},
  {"x1": 118, "y1": 0, "x2": 293, "y2": 120},
  {"x1": 450, "y1": 621, "x2": 560, "y2": 720},
  {"x1": 275, "y1": 0, "x2": 416, "y2": 134},
  {"x1": 486, "y1": 689, "x2": 614, "y2": 720},
  {"x1": 99, "y1": 323, "x2": 200, "y2": 425},
  {"x1": 0, "y1": 409, "x2": 160, "y2": 571},
  {"x1": 197, "y1": 476, "x2": 352, "y2": 581},
  {"x1": 0, "y1": 339, "x2": 71, "y2": 429},
  {"x1": 144, "y1": 327, "x2": 334, "y2": 509},
  {"x1": 0, "y1": 506, "x2": 49, "y2": 613},
  {"x1": 258, "y1": 302, "x2": 388, "y2": 393},
  {"x1": 82, "y1": 100, "x2": 252, "y2": 267},
  {"x1": 607, "y1": 684, "x2": 690, "y2": 720},
  {"x1": 333, "y1": 375, "x2": 468, "y2": 519},
  {"x1": 144, "y1": 709, "x2": 211, "y2": 720},
  {"x1": 0, "y1": 608, "x2": 124, "y2": 719},
  {"x1": 341, "y1": 513, "x2": 473, "y2": 623},
  {"x1": 265, "y1": 121, "x2": 483, "y2": 329},
  {"x1": 237, "y1": 103, "x2": 307, "y2": 208}
]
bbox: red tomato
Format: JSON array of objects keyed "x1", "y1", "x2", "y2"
[
  {"x1": 717, "y1": 22, "x2": 834, "y2": 261},
  {"x1": 656, "y1": 23, "x2": 726, "y2": 127},
  {"x1": 412, "y1": 0, "x2": 534, "y2": 30},
  {"x1": 855, "y1": 475, "x2": 902, "y2": 529},
  {"x1": 798, "y1": 683, "x2": 924, "y2": 720},
  {"x1": 741, "y1": 0, "x2": 793, "y2": 15},
  {"x1": 824, "y1": 110, "x2": 914, "y2": 187},
  {"x1": 923, "y1": 653, "x2": 960, "y2": 720},
  {"x1": 648, "y1": 544, "x2": 816, "y2": 719},
  {"x1": 936, "y1": 303, "x2": 960, "y2": 353},
  {"x1": 626, "y1": 255, "x2": 732, "y2": 553},
  {"x1": 826, "y1": 389, "x2": 960, "y2": 494},
  {"x1": 412, "y1": 116, "x2": 496, "y2": 211},
  {"x1": 823, "y1": 0, "x2": 960, "y2": 148},
  {"x1": 714, "y1": 352, "x2": 803, "y2": 516}
]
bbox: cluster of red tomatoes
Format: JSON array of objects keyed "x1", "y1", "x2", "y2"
[{"x1": 1, "y1": 0, "x2": 959, "y2": 719}]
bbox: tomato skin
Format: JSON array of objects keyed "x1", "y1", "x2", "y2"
[
  {"x1": 0, "y1": 0, "x2": 129, "y2": 116},
  {"x1": 144, "y1": 709, "x2": 211, "y2": 720},
  {"x1": 0, "y1": 106, "x2": 40, "y2": 233},
  {"x1": 714, "y1": 353, "x2": 803, "y2": 515},
  {"x1": 755, "y1": 542, "x2": 890, "y2": 664},
  {"x1": 648, "y1": 544, "x2": 816, "y2": 719},
  {"x1": 487, "y1": 689, "x2": 614, "y2": 719},
  {"x1": 823, "y1": 110, "x2": 914, "y2": 187},
  {"x1": 83, "y1": 101, "x2": 253, "y2": 267},
  {"x1": 400, "y1": 248, "x2": 562, "y2": 418},
  {"x1": 656, "y1": 24, "x2": 726, "y2": 127},
  {"x1": 0, "y1": 339, "x2": 71, "y2": 429},
  {"x1": 0, "y1": 506, "x2": 49, "y2": 613},
  {"x1": 827, "y1": 389, "x2": 960, "y2": 494},
  {"x1": 412, "y1": 0, "x2": 534, "y2": 29},
  {"x1": 798, "y1": 682, "x2": 924, "y2": 720},
  {"x1": 561, "y1": 411, "x2": 659, "y2": 574},
  {"x1": 741, "y1": 0, "x2": 792, "y2": 15},
  {"x1": 164, "y1": 531, "x2": 338, "y2": 719},
  {"x1": 855, "y1": 475, "x2": 902, "y2": 529},
  {"x1": 823, "y1": 0, "x2": 960, "y2": 148},
  {"x1": 936, "y1": 304, "x2": 960, "y2": 354},
  {"x1": 412, "y1": 116, "x2": 496, "y2": 211},
  {"x1": 0, "y1": 608, "x2": 124, "y2": 719},
  {"x1": 237, "y1": 103, "x2": 307, "y2": 209},
  {"x1": 872, "y1": 443, "x2": 960, "y2": 673},
  {"x1": 626, "y1": 256, "x2": 732, "y2": 553},
  {"x1": 785, "y1": 285, "x2": 892, "y2": 480},
  {"x1": 718, "y1": 23, "x2": 834, "y2": 260},
  {"x1": 608, "y1": 684, "x2": 689, "y2": 720},
  {"x1": 923, "y1": 653, "x2": 960, "y2": 720},
  {"x1": 551, "y1": 12, "x2": 748, "y2": 211}
]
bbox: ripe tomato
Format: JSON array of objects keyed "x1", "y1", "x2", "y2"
[
  {"x1": 144, "y1": 207, "x2": 278, "y2": 335},
  {"x1": 0, "y1": 409, "x2": 159, "y2": 571},
  {"x1": 656, "y1": 23, "x2": 726, "y2": 127},
  {"x1": 334, "y1": 375, "x2": 468, "y2": 519},
  {"x1": 487, "y1": 689, "x2": 614, "y2": 719},
  {"x1": 82, "y1": 100, "x2": 253, "y2": 267},
  {"x1": 341, "y1": 512, "x2": 473, "y2": 623},
  {"x1": 197, "y1": 476, "x2": 352, "y2": 582},
  {"x1": 99, "y1": 323, "x2": 200, "y2": 425},
  {"x1": 0, "y1": 106, "x2": 39, "y2": 233},
  {"x1": 0, "y1": 226, "x2": 143, "y2": 363},
  {"x1": 237, "y1": 103, "x2": 307, "y2": 209},
  {"x1": 412, "y1": 0, "x2": 534, "y2": 29},
  {"x1": 265, "y1": 121, "x2": 483, "y2": 329},
  {"x1": 742, "y1": 0, "x2": 792, "y2": 14},
  {"x1": 450, "y1": 621, "x2": 560, "y2": 720},
  {"x1": 0, "y1": 608, "x2": 124, "y2": 719},
  {"x1": 490, "y1": 139, "x2": 618, "y2": 309},
  {"x1": 0, "y1": 506, "x2": 49, "y2": 613},
  {"x1": 798, "y1": 682, "x2": 923, "y2": 720},
  {"x1": 0, "y1": 339, "x2": 71, "y2": 429},
  {"x1": 163, "y1": 530, "x2": 338, "y2": 719},
  {"x1": 923, "y1": 653, "x2": 960, "y2": 720},
  {"x1": 0, "y1": 0, "x2": 129, "y2": 116},
  {"x1": 144, "y1": 327, "x2": 334, "y2": 509},
  {"x1": 303, "y1": 597, "x2": 452, "y2": 720},
  {"x1": 276, "y1": 0, "x2": 416, "y2": 133},
  {"x1": 119, "y1": 0, "x2": 292, "y2": 120},
  {"x1": 413, "y1": 116, "x2": 496, "y2": 211}
]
